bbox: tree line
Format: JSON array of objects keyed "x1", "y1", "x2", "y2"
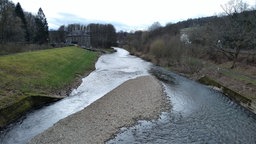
[
  {"x1": 50, "y1": 23, "x2": 117, "y2": 48},
  {"x1": 1, "y1": 0, "x2": 117, "y2": 55},
  {"x1": 119, "y1": 0, "x2": 256, "y2": 69},
  {"x1": 0, "y1": 0, "x2": 48, "y2": 44}
]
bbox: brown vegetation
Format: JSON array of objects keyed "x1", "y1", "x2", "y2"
[
  {"x1": 0, "y1": 43, "x2": 52, "y2": 55},
  {"x1": 119, "y1": 0, "x2": 256, "y2": 107}
]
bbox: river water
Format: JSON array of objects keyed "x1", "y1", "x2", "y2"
[
  {"x1": 1, "y1": 48, "x2": 256, "y2": 144},
  {"x1": 0, "y1": 48, "x2": 151, "y2": 144},
  {"x1": 108, "y1": 67, "x2": 256, "y2": 143}
]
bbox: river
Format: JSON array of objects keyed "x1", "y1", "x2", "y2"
[
  {"x1": 0, "y1": 48, "x2": 151, "y2": 144},
  {"x1": 107, "y1": 67, "x2": 256, "y2": 143},
  {"x1": 1, "y1": 48, "x2": 256, "y2": 144}
]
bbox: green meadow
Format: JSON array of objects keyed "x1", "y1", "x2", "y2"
[{"x1": 0, "y1": 46, "x2": 99, "y2": 108}]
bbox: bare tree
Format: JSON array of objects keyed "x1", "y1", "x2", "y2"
[
  {"x1": 0, "y1": 0, "x2": 24, "y2": 43},
  {"x1": 221, "y1": 0, "x2": 249, "y2": 14},
  {"x1": 219, "y1": 0, "x2": 253, "y2": 68},
  {"x1": 148, "y1": 22, "x2": 162, "y2": 31}
]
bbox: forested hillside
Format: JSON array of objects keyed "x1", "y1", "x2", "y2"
[
  {"x1": 120, "y1": 1, "x2": 256, "y2": 69},
  {"x1": 118, "y1": 0, "x2": 256, "y2": 101},
  {"x1": 0, "y1": 0, "x2": 117, "y2": 55},
  {"x1": 0, "y1": 0, "x2": 49, "y2": 54},
  {"x1": 0, "y1": 1, "x2": 48, "y2": 44}
]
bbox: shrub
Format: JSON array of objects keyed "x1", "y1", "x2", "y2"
[
  {"x1": 184, "y1": 57, "x2": 204, "y2": 74},
  {"x1": 149, "y1": 39, "x2": 165, "y2": 58},
  {"x1": 165, "y1": 36, "x2": 184, "y2": 64},
  {"x1": 0, "y1": 43, "x2": 52, "y2": 55}
]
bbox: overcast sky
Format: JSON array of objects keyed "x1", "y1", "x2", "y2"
[{"x1": 11, "y1": 0, "x2": 256, "y2": 31}]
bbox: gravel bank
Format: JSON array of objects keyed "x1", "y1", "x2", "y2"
[{"x1": 29, "y1": 76, "x2": 168, "y2": 144}]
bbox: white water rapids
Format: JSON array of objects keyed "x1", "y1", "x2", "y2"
[
  {"x1": 1, "y1": 48, "x2": 256, "y2": 144},
  {"x1": 0, "y1": 48, "x2": 151, "y2": 144}
]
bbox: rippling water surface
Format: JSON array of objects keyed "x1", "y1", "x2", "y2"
[
  {"x1": 1, "y1": 48, "x2": 256, "y2": 144},
  {"x1": 108, "y1": 68, "x2": 256, "y2": 144},
  {"x1": 0, "y1": 48, "x2": 151, "y2": 144}
]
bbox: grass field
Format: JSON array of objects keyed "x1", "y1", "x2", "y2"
[{"x1": 0, "y1": 46, "x2": 99, "y2": 108}]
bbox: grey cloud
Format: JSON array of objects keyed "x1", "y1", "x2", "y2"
[{"x1": 48, "y1": 12, "x2": 142, "y2": 31}]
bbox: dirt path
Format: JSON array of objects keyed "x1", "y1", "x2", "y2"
[{"x1": 29, "y1": 76, "x2": 168, "y2": 144}]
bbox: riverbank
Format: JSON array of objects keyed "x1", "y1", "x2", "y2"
[
  {"x1": 29, "y1": 76, "x2": 168, "y2": 144},
  {"x1": 131, "y1": 51, "x2": 256, "y2": 114},
  {"x1": 0, "y1": 46, "x2": 99, "y2": 128},
  {"x1": 175, "y1": 62, "x2": 256, "y2": 114}
]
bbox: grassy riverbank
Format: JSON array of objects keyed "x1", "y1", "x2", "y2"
[
  {"x1": 0, "y1": 46, "x2": 99, "y2": 127},
  {"x1": 130, "y1": 51, "x2": 256, "y2": 113}
]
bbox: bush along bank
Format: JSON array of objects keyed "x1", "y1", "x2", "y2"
[
  {"x1": 0, "y1": 46, "x2": 99, "y2": 128},
  {"x1": 129, "y1": 50, "x2": 256, "y2": 115}
]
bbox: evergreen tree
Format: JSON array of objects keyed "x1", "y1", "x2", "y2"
[
  {"x1": 25, "y1": 12, "x2": 37, "y2": 43},
  {"x1": 15, "y1": 2, "x2": 29, "y2": 42},
  {"x1": 34, "y1": 8, "x2": 48, "y2": 44}
]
